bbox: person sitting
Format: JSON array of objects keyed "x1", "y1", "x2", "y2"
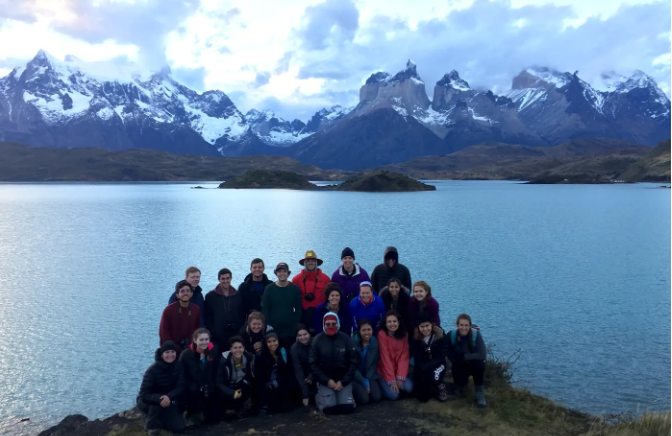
[
  {"x1": 216, "y1": 336, "x2": 254, "y2": 418},
  {"x1": 290, "y1": 324, "x2": 315, "y2": 406},
  {"x1": 330, "y1": 247, "x2": 371, "y2": 303},
  {"x1": 137, "y1": 341, "x2": 185, "y2": 435},
  {"x1": 313, "y1": 282, "x2": 353, "y2": 336},
  {"x1": 254, "y1": 332, "x2": 297, "y2": 415},
  {"x1": 408, "y1": 280, "x2": 441, "y2": 331},
  {"x1": 349, "y1": 281, "x2": 385, "y2": 333},
  {"x1": 160, "y1": 280, "x2": 201, "y2": 354},
  {"x1": 411, "y1": 312, "x2": 449, "y2": 402},
  {"x1": 351, "y1": 319, "x2": 382, "y2": 405},
  {"x1": 179, "y1": 328, "x2": 221, "y2": 425},
  {"x1": 377, "y1": 310, "x2": 413, "y2": 400},
  {"x1": 379, "y1": 278, "x2": 411, "y2": 325},
  {"x1": 238, "y1": 311, "x2": 273, "y2": 355},
  {"x1": 309, "y1": 312, "x2": 358, "y2": 415},
  {"x1": 446, "y1": 314, "x2": 487, "y2": 408}
]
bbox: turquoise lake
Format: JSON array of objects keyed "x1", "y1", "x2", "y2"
[{"x1": 0, "y1": 181, "x2": 669, "y2": 434}]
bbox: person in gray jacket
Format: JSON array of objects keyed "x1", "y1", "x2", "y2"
[
  {"x1": 446, "y1": 313, "x2": 487, "y2": 408},
  {"x1": 290, "y1": 324, "x2": 314, "y2": 406},
  {"x1": 351, "y1": 319, "x2": 382, "y2": 405}
]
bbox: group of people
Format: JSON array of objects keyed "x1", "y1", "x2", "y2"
[{"x1": 139, "y1": 247, "x2": 487, "y2": 435}]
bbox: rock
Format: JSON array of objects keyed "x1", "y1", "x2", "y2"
[
  {"x1": 38, "y1": 414, "x2": 88, "y2": 436},
  {"x1": 333, "y1": 171, "x2": 436, "y2": 192},
  {"x1": 218, "y1": 170, "x2": 318, "y2": 190}
]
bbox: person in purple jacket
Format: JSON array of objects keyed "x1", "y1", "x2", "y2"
[
  {"x1": 331, "y1": 247, "x2": 371, "y2": 303},
  {"x1": 408, "y1": 281, "x2": 441, "y2": 331}
]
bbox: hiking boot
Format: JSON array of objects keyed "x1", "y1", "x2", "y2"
[
  {"x1": 456, "y1": 384, "x2": 468, "y2": 395},
  {"x1": 438, "y1": 383, "x2": 449, "y2": 402},
  {"x1": 475, "y1": 385, "x2": 487, "y2": 408},
  {"x1": 146, "y1": 429, "x2": 160, "y2": 436}
]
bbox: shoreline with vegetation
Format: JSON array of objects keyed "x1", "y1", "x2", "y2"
[{"x1": 34, "y1": 353, "x2": 670, "y2": 436}]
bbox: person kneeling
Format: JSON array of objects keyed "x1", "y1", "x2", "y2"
[
  {"x1": 309, "y1": 312, "x2": 358, "y2": 414},
  {"x1": 137, "y1": 341, "x2": 185, "y2": 435},
  {"x1": 447, "y1": 314, "x2": 487, "y2": 408},
  {"x1": 180, "y1": 328, "x2": 221, "y2": 425},
  {"x1": 411, "y1": 312, "x2": 448, "y2": 402},
  {"x1": 217, "y1": 336, "x2": 254, "y2": 418},
  {"x1": 352, "y1": 319, "x2": 382, "y2": 405},
  {"x1": 254, "y1": 332, "x2": 297, "y2": 415}
]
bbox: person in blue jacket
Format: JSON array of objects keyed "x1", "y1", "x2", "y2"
[
  {"x1": 349, "y1": 281, "x2": 385, "y2": 333},
  {"x1": 313, "y1": 282, "x2": 353, "y2": 335},
  {"x1": 169, "y1": 267, "x2": 205, "y2": 327}
]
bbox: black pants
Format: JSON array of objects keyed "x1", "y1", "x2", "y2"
[
  {"x1": 414, "y1": 363, "x2": 447, "y2": 402},
  {"x1": 137, "y1": 398, "x2": 185, "y2": 433},
  {"x1": 451, "y1": 359, "x2": 485, "y2": 387},
  {"x1": 259, "y1": 379, "x2": 297, "y2": 413},
  {"x1": 301, "y1": 307, "x2": 316, "y2": 331},
  {"x1": 182, "y1": 389, "x2": 221, "y2": 423},
  {"x1": 223, "y1": 382, "x2": 253, "y2": 410}
]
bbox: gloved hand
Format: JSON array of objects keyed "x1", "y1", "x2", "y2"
[
  {"x1": 265, "y1": 380, "x2": 279, "y2": 390},
  {"x1": 363, "y1": 379, "x2": 370, "y2": 390}
]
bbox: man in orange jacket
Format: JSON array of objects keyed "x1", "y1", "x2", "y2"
[{"x1": 292, "y1": 250, "x2": 331, "y2": 328}]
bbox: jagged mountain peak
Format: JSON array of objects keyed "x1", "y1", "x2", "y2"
[
  {"x1": 437, "y1": 70, "x2": 470, "y2": 91},
  {"x1": 365, "y1": 71, "x2": 390, "y2": 85},
  {"x1": 390, "y1": 59, "x2": 423, "y2": 83},
  {"x1": 512, "y1": 66, "x2": 573, "y2": 89}
]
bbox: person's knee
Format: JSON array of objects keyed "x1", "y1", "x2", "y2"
[{"x1": 339, "y1": 404, "x2": 356, "y2": 414}]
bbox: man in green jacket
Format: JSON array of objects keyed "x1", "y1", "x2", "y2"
[{"x1": 262, "y1": 263, "x2": 303, "y2": 350}]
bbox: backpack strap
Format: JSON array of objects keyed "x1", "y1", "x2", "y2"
[
  {"x1": 450, "y1": 329, "x2": 457, "y2": 345},
  {"x1": 471, "y1": 329, "x2": 478, "y2": 348}
]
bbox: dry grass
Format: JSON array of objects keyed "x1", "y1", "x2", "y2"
[{"x1": 584, "y1": 412, "x2": 671, "y2": 436}]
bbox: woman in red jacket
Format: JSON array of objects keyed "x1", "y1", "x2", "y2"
[{"x1": 376, "y1": 310, "x2": 413, "y2": 400}]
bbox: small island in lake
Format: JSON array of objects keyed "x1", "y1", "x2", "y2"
[
  {"x1": 333, "y1": 171, "x2": 436, "y2": 192},
  {"x1": 218, "y1": 170, "x2": 319, "y2": 190},
  {"x1": 217, "y1": 169, "x2": 435, "y2": 192}
]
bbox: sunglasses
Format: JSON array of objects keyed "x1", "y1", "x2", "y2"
[{"x1": 325, "y1": 322, "x2": 338, "y2": 327}]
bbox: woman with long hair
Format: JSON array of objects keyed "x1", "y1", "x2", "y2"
[
  {"x1": 408, "y1": 281, "x2": 441, "y2": 331},
  {"x1": 379, "y1": 278, "x2": 410, "y2": 323},
  {"x1": 290, "y1": 324, "x2": 315, "y2": 406},
  {"x1": 410, "y1": 312, "x2": 448, "y2": 402},
  {"x1": 376, "y1": 310, "x2": 413, "y2": 400},
  {"x1": 351, "y1": 319, "x2": 382, "y2": 405},
  {"x1": 179, "y1": 328, "x2": 221, "y2": 425},
  {"x1": 254, "y1": 332, "x2": 297, "y2": 414}
]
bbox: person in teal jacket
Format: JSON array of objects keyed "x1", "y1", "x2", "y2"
[{"x1": 262, "y1": 263, "x2": 302, "y2": 349}]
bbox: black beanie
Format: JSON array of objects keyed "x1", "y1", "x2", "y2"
[
  {"x1": 160, "y1": 340, "x2": 178, "y2": 354},
  {"x1": 175, "y1": 280, "x2": 192, "y2": 294},
  {"x1": 341, "y1": 247, "x2": 355, "y2": 260},
  {"x1": 417, "y1": 311, "x2": 434, "y2": 326}
]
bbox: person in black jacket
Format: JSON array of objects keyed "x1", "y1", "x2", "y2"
[
  {"x1": 446, "y1": 313, "x2": 487, "y2": 408},
  {"x1": 379, "y1": 278, "x2": 411, "y2": 325},
  {"x1": 370, "y1": 247, "x2": 412, "y2": 294},
  {"x1": 290, "y1": 324, "x2": 314, "y2": 406},
  {"x1": 204, "y1": 268, "x2": 244, "y2": 350},
  {"x1": 217, "y1": 336, "x2": 254, "y2": 418},
  {"x1": 238, "y1": 258, "x2": 274, "y2": 316},
  {"x1": 309, "y1": 312, "x2": 358, "y2": 415},
  {"x1": 238, "y1": 311, "x2": 274, "y2": 355},
  {"x1": 410, "y1": 312, "x2": 448, "y2": 403},
  {"x1": 137, "y1": 341, "x2": 185, "y2": 435},
  {"x1": 179, "y1": 328, "x2": 221, "y2": 424},
  {"x1": 254, "y1": 332, "x2": 297, "y2": 415}
]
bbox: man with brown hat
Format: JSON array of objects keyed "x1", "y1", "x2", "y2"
[{"x1": 292, "y1": 250, "x2": 331, "y2": 327}]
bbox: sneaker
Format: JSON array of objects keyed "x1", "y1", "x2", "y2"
[
  {"x1": 146, "y1": 430, "x2": 160, "y2": 436},
  {"x1": 438, "y1": 383, "x2": 449, "y2": 402},
  {"x1": 475, "y1": 386, "x2": 487, "y2": 408}
]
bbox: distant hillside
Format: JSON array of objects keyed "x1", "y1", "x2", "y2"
[
  {"x1": 370, "y1": 138, "x2": 652, "y2": 180},
  {"x1": 0, "y1": 142, "x2": 350, "y2": 182},
  {"x1": 619, "y1": 140, "x2": 671, "y2": 182},
  {"x1": 334, "y1": 171, "x2": 436, "y2": 192},
  {"x1": 218, "y1": 170, "x2": 318, "y2": 189}
]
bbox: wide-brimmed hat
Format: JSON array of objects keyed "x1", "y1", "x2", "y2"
[{"x1": 299, "y1": 250, "x2": 323, "y2": 266}]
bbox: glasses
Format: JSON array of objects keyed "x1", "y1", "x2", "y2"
[
  {"x1": 325, "y1": 322, "x2": 337, "y2": 327},
  {"x1": 179, "y1": 289, "x2": 192, "y2": 294}
]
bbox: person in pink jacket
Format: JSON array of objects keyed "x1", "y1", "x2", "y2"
[{"x1": 376, "y1": 310, "x2": 413, "y2": 400}]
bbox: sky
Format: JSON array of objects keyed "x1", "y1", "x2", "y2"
[{"x1": 0, "y1": 0, "x2": 669, "y2": 121}]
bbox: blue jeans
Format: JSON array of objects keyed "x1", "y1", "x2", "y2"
[{"x1": 378, "y1": 378, "x2": 413, "y2": 401}]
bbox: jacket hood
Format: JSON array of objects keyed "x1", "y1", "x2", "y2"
[
  {"x1": 214, "y1": 284, "x2": 237, "y2": 296},
  {"x1": 243, "y1": 273, "x2": 270, "y2": 283},
  {"x1": 383, "y1": 246, "x2": 399, "y2": 262},
  {"x1": 414, "y1": 325, "x2": 445, "y2": 342},
  {"x1": 323, "y1": 311, "x2": 341, "y2": 331},
  {"x1": 380, "y1": 284, "x2": 411, "y2": 297},
  {"x1": 222, "y1": 350, "x2": 251, "y2": 366},
  {"x1": 245, "y1": 324, "x2": 273, "y2": 335},
  {"x1": 338, "y1": 264, "x2": 361, "y2": 277},
  {"x1": 353, "y1": 333, "x2": 378, "y2": 347},
  {"x1": 153, "y1": 347, "x2": 178, "y2": 368}
]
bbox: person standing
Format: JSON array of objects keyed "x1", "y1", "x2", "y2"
[
  {"x1": 238, "y1": 258, "x2": 274, "y2": 316},
  {"x1": 137, "y1": 341, "x2": 185, "y2": 435},
  {"x1": 262, "y1": 263, "x2": 303, "y2": 349},
  {"x1": 204, "y1": 269, "x2": 244, "y2": 350},
  {"x1": 309, "y1": 313, "x2": 358, "y2": 415},
  {"x1": 370, "y1": 247, "x2": 412, "y2": 294},
  {"x1": 159, "y1": 280, "x2": 202, "y2": 354},
  {"x1": 292, "y1": 250, "x2": 330, "y2": 327},
  {"x1": 408, "y1": 281, "x2": 441, "y2": 331},
  {"x1": 349, "y1": 281, "x2": 385, "y2": 333},
  {"x1": 330, "y1": 247, "x2": 371, "y2": 303},
  {"x1": 313, "y1": 282, "x2": 353, "y2": 336},
  {"x1": 169, "y1": 267, "x2": 205, "y2": 326}
]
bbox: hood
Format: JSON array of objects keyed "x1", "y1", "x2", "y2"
[
  {"x1": 245, "y1": 324, "x2": 273, "y2": 335},
  {"x1": 380, "y1": 284, "x2": 411, "y2": 297},
  {"x1": 222, "y1": 350, "x2": 249, "y2": 366},
  {"x1": 353, "y1": 333, "x2": 378, "y2": 348},
  {"x1": 415, "y1": 325, "x2": 445, "y2": 342},
  {"x1": 243, "y1": 273, "x2": 270, "y2": 283},
  {"x1": 192, "y1": 285, "x2": 203, "y2": 295},
  {"x1": 383, "y1": 246, "x2": 399, "y2": 262},
  {"x1": 214, "y1": 284, "x2": 237, "y2": 296},
  {"x1": 323, "y1": 311, "x2": 341, "y2": 330},
  {"x1": 338, "y1": 263, "x2": 361, "y2": 277},
  {"x1": 153, "y1": 347, "x2": 178, "y2": 368}
]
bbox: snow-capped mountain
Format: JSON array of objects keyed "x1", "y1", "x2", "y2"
[
  {"x1": 0, "y1": 50, "x2": 265, "y2": 156},
  {"x1": 246, "y1": 109, "x2": 311, "y2": 146},
  {"x1": 504, "y1": 66, "x2": 671, "y2": 144}
]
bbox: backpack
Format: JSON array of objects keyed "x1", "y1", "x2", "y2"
[{"x1": 450, "y1": 327, "x2": 479, "y2": 348}]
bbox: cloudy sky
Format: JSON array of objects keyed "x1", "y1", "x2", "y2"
[{"x1": 0, "y1": 0, "x2": 669, "y2": 121}]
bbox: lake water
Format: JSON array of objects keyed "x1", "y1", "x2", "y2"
[{"x1": 0, "y1": 181, "x2": 669, "y2": 435}]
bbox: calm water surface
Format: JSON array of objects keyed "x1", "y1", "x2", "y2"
[{"x1": 0, "y1": 181, "x2": 669, "y2": 434}]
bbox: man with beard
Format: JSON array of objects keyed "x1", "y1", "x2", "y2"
[
  {"x1": 292, "y1": 250, "x2": 330, "y2": 327},
  {"x1": 169, "y1": 267, "x2": 205, "y2": 326},
  {"x1": 370, "y1": 247, "x2": 412, "y2": 294}
]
